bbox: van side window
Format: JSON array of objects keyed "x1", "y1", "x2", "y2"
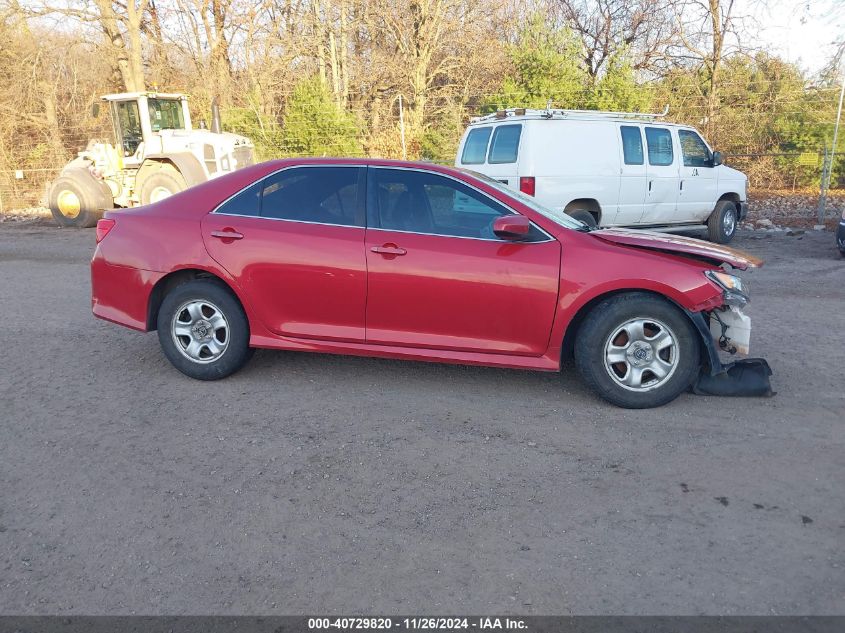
[
  {"x1": 645, "y1": 128, "x2": 674, "y2": 166},
  {"x1": 678, "y1": 130, "x2": 712, "y2": 167},
  {"x1": 461, "y1": 128, "x2": 492, "y2": 165},
  {"x1": 487, "y1": 125, "x2": 522, "y2": 164},
  {"x1": 620, "y1": 126, "x2": 644, "y2": 165}
]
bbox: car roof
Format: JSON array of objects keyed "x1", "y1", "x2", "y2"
[{"x1": 255, "y1": 157, "x2": 465, "y2": 173}]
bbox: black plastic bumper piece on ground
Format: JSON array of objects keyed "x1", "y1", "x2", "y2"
[
  {"x1": 686, "y1": 309, "x2": 774, "y2": 397},
  {"x1": 692, "y1": 358, "x2": 775, "y2": 397}
]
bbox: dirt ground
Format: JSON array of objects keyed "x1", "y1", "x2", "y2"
[{"x1": 0, "y1": 223, "x2": 842, "y2": 615}]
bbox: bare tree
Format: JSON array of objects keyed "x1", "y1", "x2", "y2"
[{"x1": 556, "y1": 0, "x2": 679, "y2": 79}]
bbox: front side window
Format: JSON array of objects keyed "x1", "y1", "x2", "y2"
[
  {"x1": 260, "y1": 167, "x2": 362, "y2": 226},
  {"x1": 620, "y1": 126, "x2": 644, "y2": 165},
  {"x1": 461, "y1": 127, "x2": 492, "y2": 164},
  {"x1": 487, "y1": 125, "x2": 522, "y2": 164},
  {"x1": 148, "y1": 99, "x2": 186, "y2": 132},
  {"x1": 370, "y1": 168, "x2": 543, "y2": 240},
  {"x1": 645, "y1": 127, "x2": 674, "y2": 166},
  {"x1": 678, "y1": 130, "x2": 712, "y2": 167}
]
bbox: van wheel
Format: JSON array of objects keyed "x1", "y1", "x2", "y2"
[
  {"x1": 707, "y1": 200, "x2": 737, "y2": 243},
  {"x1": 574, "y1": 293, "x2": 700, "y2": 408},
  {"x1": 568, "y1": 209, "x2": 597, "y2": 228}
]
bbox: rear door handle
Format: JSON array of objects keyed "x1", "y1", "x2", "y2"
[
  {"x1": 210, "y1": 229, "x2": 244, "y2": 241},
  {"x1": 371, "y1": 245, "x2": 407, "y2": 256}
]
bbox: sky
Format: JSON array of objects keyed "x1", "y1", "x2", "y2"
[{"x1": 752, "y1": 0, "x2": 844, "y2": 75}]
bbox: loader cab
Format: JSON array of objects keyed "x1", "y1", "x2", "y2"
[{"x1": 103, "y1": 92, "x2": 192, "y2": 163}]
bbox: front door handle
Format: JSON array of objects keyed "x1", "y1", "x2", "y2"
[
  {"x1": 210, "y1": 228, "x2": 244, "y2": 241},
  {"x1": 371, "y1": 244, "x2": 407, "y2": 256}
]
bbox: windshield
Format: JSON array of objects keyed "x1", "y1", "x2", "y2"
[
  {"x1": 148, "y1": 98, "x2": 186, "y2": 132},
  {"x1": 461, "y1": 170, "x2": 589, "y2": 231}
]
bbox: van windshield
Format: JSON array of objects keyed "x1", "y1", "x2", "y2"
[{"x1": 462, "y1": 171, "x2": 590, "y2": 231}]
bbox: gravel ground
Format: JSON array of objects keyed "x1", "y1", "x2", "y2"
[{"x1": 0, "y1": 224, "x2": 843, "y2": 615}]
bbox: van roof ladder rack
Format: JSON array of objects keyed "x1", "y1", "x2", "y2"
[{"x1": 470, "y1": 104, "x2": 670, "y2": 124}]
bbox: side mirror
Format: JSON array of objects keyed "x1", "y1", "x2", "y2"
[
  {"x1": 493, "y1": 214, "x2": 530, "y2": 240},
  {"x1": 91, "y1": 103, "x2": 100, "y2": 118},
  {"x1": 712, "y1": 151, "x2": 723, "y2": 167}
]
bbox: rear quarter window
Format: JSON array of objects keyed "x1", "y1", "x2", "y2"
[
  {"x1": 461, "y1": 127, "x2": 492, "y2": 165},
  {"x1": 487, "y1": 124, "x2": 522, "y2": 164}
]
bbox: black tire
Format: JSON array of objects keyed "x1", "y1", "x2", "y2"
[
  {"x1": 138, "y1": 167, "x2": 187, "y2": 205},
  {"x1": 48, "y1": 169, "x2": 113, "y2": 228},
  {"x1": 707, "y1": 200, "x2": 738, "y2": 244},
  {"x1": 156, "y1": 279, "x2": 254, "y2": 380},
  {"x1": 567, "y1": 209, "x2": 598, "y2": 228},
  {"x1": 574, "y1": 293, "x2": 701, "y2": 409}
]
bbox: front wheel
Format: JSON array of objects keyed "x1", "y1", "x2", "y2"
[
  {"x1": 48, "y1": 170, "x2": 113, "y2": 228},
  {"x1": 574, "y1": 293, "x2": 701, "y2": 408},
  {"x1": 707, "y1": 200, "x2": 737, "y2": 243},
  {"x1": 157, "y1": 279, "x2": 253, "y2": 380}
]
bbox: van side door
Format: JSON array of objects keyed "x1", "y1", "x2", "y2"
[
  {"x1": 614, "y1": 124, "x2": 648, "y2": 225},
  {"x1": 640, "y1": 126, "x2": 680, "y2": 225},
  {"x1": 677, "y1": 129, "x2": 718, "y2": 222}
]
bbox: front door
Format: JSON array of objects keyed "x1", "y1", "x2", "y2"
[
  {"x1": 202, "y1": 165, "x2": 368, "y2": 342},
  {"x1": 641, "y1": 126, "x2": 680, "y2": 225},
  {"x1": 364, "y1": 167, "x2": 561, "y2": 356},
  {"x1": 677, "y1": 129, "x2": 718, "y2": 222}
]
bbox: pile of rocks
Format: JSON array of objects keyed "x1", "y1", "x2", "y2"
[
  {"x1": 740, "y1": 217, "x2": 826, "y2": 235},
  {"x1": 0, "y1": 206, "x2": 52, "y2": 224}
]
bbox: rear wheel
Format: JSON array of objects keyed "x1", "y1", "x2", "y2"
[
  {"x1": 139, "y1": 166, "x2": 187, "y2": 205},
  {"x1": 157, "y1": 279, "x2": 253, "y2": 380},
  {"x1": 567, "y1": 209, "x2": 598, "y2": 228},
  {"x1": 48, "y1": 170, "x2": 113, "y2": 228},
  {"x1": 574, "y1": 293, "x2": 700, "y2": 408},
  {"x1": 707, "y1": 200, "x2": 737, "y2": 243}
]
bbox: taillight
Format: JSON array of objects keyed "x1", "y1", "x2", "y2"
[
  {"x1": 96, "y1": 218, "x2": 115, "y2": 243},
  {"x1": 519, "y1": 176, "x2": 535, "y2": 196}
]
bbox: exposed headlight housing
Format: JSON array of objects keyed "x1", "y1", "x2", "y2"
[{"x1": 705, "y1": 270, "x2": 749, "y2": 305}]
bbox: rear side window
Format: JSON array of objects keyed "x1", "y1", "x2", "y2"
[
  {"x1": 260, "y1": 166, "x2": 362, "y2": 226},
  {"x1": 645, "y1": 127, "x2": 674, "y2": 166},
  {"x1": 620, "y1": 126, "x2": 644, "y2": 165},
  {"x1": 678, "y1": 130, "x2": 712, "y2": 167},
  {"x1": 461, "y1": 128, "x2": 492, "y2": 164},
  {"x1": 216, "y1": 182, "x2": 260, "y2": 216},
  {"x1": 488, "y1": 125, "x2": 522, "y2": 164}
]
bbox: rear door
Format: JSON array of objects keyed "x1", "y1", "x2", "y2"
[
  {"x1": 364, "y1": 167, "x2": 561, "y2": 356},
  {"x1": 677, "y1": 129, "x2": 718, "y2": 222},
  {"x1": 641, "y1": 126, "x2": 680, "y2": 224},
  {"x1": 614, "y1": 124, "x2": 648, "y2": 225},
  {"x1": 202, "y1": 165, "x2": 367, "y2": 342}
]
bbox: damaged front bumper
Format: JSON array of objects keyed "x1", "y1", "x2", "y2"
[{"x1": 685, "y1": 303, "x2": 774, "y2": 397}]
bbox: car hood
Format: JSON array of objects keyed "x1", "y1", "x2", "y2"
[{"x1": 590, "y1": 229, "x2": 762, "y2": 270}]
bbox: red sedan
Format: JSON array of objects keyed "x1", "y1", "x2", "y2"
[{"x1": 92, "y1": 158, "x2": 761, "y2": 408}]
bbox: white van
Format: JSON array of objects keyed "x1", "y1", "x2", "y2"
[{"x1": 455, "y1": 108, "x2": 748, "y2": 243}]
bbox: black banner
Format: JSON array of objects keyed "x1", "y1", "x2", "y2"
[{"x1": 0, "y1": 617, "x2": 842, "y2": 633}]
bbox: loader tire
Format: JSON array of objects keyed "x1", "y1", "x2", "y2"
[
  {"x1": 138, "y1": 166, "x2": 188, "y2": 205},
  {"x1": 48, "y1": 170, "x2": 113, "y2": 228}
]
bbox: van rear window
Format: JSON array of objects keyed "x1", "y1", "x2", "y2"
[
  {"x1": 620, "y1": 126, "x2": 644, "y2": 165},
  {"x1": 461, "y1": 127, "x2": 492, "y2": 164},
  {"x1": 488, "y1": 125, "x2": 522, "y2": 164}
]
